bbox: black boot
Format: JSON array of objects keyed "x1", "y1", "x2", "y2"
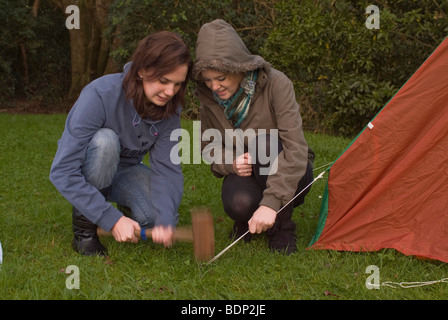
[
  {"x1": 267, "y1": 205, "x2": 297, "y2": 255},
  {"x1": 72, "y1": 207, "x2": 108, "y2": 256},
  {"x1": 230, "y1": 221, "x2": 253, "y2": 243}
]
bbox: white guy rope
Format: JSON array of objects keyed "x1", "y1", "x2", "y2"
[
  {"x1": 381, "y1": 278, "x2": 448, "y2": 288},
  {"x1": 313, "y1": 161, "x2": 334, "y2": 172}
]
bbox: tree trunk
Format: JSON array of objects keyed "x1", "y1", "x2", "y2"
[
  {"x1": 52, "y1": 0, "x2": 114, "y2": 102},
  {"x1": 32, "y1": 0, "x2": 40, "y2": 17},
  {"x1": 19, "y1": 41, "x2": 29, "y2": 91},
  {"x1": 19, "y1": 0, "x2": 41, "y2": 94}
]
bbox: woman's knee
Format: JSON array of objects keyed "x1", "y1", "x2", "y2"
[
  {"x1": 221, "y1": 175, "x2": 261, "y2": 222},
  {"x1": 223, "y1": 194, "x2": 258, "y2": 222},
  {"x1": 82, "y1": 128, "x2": 120, "y2": 189},
  {"x1": 89, "y1": 128, "x2": 120, "y2": 156}
]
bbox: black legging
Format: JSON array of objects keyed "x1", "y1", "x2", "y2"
[{"x1": 221, "y1": 135, "x2": 314, "y2": 222}]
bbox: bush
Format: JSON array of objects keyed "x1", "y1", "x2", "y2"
[
  {"x1": 0, "y1": 0, "x2": 70, "y2": 107},
  {"x1": 106, "y1": 0, "x2": 275, "y2": 118},
  {"x1": 2, "y1": 0, "x2": 446, "y2": 134},
  {"x1": 262, "y1": 0, "x2": 448, "y2": 136}
]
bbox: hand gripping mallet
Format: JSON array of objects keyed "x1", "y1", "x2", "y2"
[{"x1": 97, "y1": 208, "x2": 214, "y2": 262}]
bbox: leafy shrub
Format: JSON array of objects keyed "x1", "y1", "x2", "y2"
[
  {"x1": 0, "y1": 0, "x2": 70, "y2": 107},
  {"x1": 2, "y1": 0, "x2": 446, "y2": 132},
  {"x1": 106, "y1": 0, "x2": 275, "y2": 118},
  {"x1": 262, "y1": 0, "x2": 447, "y2": 136}
]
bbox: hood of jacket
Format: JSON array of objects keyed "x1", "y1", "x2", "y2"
[{"x1": 192, "y1": 19, "x2": 270, "y2": 80}]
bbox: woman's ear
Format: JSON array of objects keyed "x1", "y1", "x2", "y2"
[{"x1": 137, "y1": 69, "x2": 145, "y2": 79}]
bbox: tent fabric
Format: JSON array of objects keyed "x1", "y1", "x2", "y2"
[{"x1": 309, "y1": 36, "x2": 448, "y2": 263}]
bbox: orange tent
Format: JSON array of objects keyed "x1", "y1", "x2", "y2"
[{"x1": 309, "y1": 36, "x2": 448, "y2": 263}]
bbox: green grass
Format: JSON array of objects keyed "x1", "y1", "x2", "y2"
[{"x1": 1, "y1": 113, "x2": 447, "y2": 301}]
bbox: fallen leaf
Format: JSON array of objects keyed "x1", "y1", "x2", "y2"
[{"x1": 324, "y1": 290, "x2": 339, "y2": 297}]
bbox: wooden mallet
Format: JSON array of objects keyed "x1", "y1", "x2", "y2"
[{"x1": 97, "y1": 208, "x2": 214, "y2": 262}]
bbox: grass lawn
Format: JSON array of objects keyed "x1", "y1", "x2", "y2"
[{"x1": 0, "y1": 113, "x2": 447, "y2": 302}]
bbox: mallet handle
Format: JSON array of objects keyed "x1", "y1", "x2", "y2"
[{"x1": 97, "y1": 227, "x2": 193, "y2": 242}]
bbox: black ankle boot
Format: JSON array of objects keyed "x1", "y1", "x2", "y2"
[
  {"x1": 267, "y1": 205, "x2": 297, "y2": 255},
  {"x1": 72, "y1": 208, "x2": 108, "y2": 256},
  {"x1": 230, "y1": 221, "x2": 253, "y2": 243}
]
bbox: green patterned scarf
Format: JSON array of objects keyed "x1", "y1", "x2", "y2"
[{"x1": 213, "y1": 70, "x2": 258, "y2": 128}]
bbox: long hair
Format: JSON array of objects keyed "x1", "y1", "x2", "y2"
[{"x1": 123, "y1": 31, "x2": 193, "y2": 120}]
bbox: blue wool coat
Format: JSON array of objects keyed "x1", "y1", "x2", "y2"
[{"x1": 50, "y1": 64, "x2": 183, "y2": 231}]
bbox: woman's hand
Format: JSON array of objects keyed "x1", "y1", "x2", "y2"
[
  {"x1": 248, "y1": 206, "x2": 277, "y2": 234},
  {"x1": 111, "y1": 216, "x2": 140, "y2": 243},
  {"x1": 151, "y1": 225, "x2": 174, "y2": 247},
  {"x1": 233, "y1": 152, "x2": 252, "y2": 176}
]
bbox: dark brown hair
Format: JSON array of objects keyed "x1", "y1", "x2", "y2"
[{"x1": 123, "y1": 31, "x2": 193, "y2": 120}]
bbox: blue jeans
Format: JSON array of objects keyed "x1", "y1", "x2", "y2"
[{"x1": 81, "y1": 128, "x2": 157, "y2": 229}]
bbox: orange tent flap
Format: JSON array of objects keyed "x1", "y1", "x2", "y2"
[{"x1": 311, "y1": 37, "x2": 448, "y2": 263}]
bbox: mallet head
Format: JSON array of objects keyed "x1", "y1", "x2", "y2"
[{"x1": 191, "y1": 208, "x2": 214, "y2": 262}]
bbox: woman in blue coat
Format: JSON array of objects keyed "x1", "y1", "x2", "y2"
[{"x1": 50, "y1": 31, "x2": 192, "y2": 256}]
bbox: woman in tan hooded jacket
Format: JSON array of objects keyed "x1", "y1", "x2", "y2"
[{"x1": 193, "y1": 19, "x2": 314, "y2": 254}]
